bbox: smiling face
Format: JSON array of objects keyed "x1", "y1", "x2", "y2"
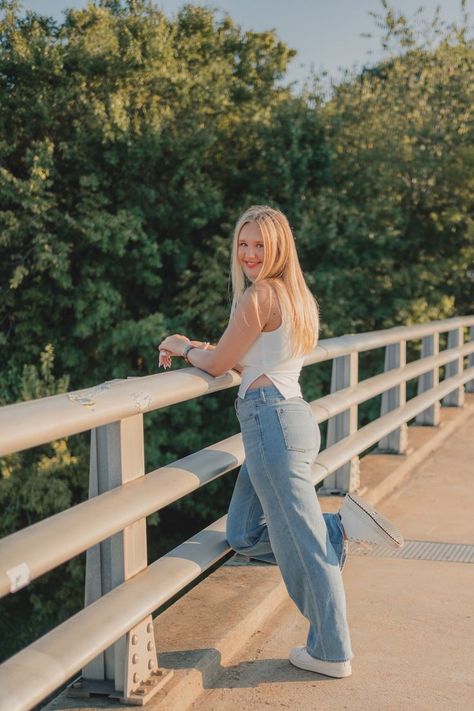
[{"x1": 237, "y1": 221, "x2": 264, "y2": 282}]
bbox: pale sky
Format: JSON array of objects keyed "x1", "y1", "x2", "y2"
[{"x1": 18, "y1": 0, "x2": 471, "y2": 88}]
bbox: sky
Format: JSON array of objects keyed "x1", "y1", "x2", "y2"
[{"x1": 18, "y1": 0, "x2": 471, "y2": 88}]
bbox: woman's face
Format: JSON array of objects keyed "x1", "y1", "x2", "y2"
[{"x1": 237, "y1": 222, "x2": 264, "y2": 282}]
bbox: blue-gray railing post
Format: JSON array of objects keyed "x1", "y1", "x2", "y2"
[
  {"x1": 416, "y1": 332, "x2": 441, "y2": 426},
  {"x1": 441, "y1": 326, "x2": 465, "y2": 407},
  {"x1": 377, "y1": 341, "x2": 408, "y2": 453},
  {"x1": 467, "y1": 326, "x2": 474, "y2": 393},
  {"x1": 80, "y1": 414, "x2": 168, "y2": 703},
  {"x1": 320, "y1": 351, "x2": 360, "y2": 494}
]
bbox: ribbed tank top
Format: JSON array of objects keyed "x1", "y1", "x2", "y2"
[{"x1": 238, "y1": 322, "x2": 305, "y2": 400}]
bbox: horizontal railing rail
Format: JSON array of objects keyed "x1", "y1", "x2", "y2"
[
  {"x1": 0, "y1": 432, "x2": 243, "y2": 598},
  {"x1": 1, "y1": 316, "x2": 473, "y2": 458},
  {"x1": 0, "y1": 518, "x2": 229, "y2": 710},
  {"x1": 2, "y1": 340, "x2": 474, "y2": 600},
  {"x1": 0, "y1": 315, "x2": 473, "y2": 710}
]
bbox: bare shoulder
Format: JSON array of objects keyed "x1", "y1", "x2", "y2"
[
  {"x1": 249, "y1": 279, "x2": 276, "y2": 304},
  {"x1": 246, "y1": 280, "x2": 278, "y2": 327}
]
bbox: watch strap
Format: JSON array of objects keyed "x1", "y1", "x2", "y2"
[{"x1": 182, "y1": 344, "x2": 195, "y2": 363}]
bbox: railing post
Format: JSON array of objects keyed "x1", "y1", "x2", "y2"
[
  {"x1": 441, "y1": 327, "x2": 465, "y2": 407},
  {"x1": 416, "y1": 333, "x2": 441, "y2": 426},
  {"x1": 377, "y1": 341, "x2": 408, "y2": 453},
  {"x1": 74, "y1": 414, "x2": 171, "y2": 703},
  {"x1": 320, "y1": 352, "x2": 360, "y2": 494},
  {"x1": 467, "y1": 326, "x2": 474, "y2": 393}
]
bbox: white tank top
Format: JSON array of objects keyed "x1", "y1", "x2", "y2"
[{"x1": 238, "y1": 322, "x2": 305, "y2": 399}]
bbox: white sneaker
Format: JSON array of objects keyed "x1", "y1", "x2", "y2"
[
  {"x1": 339, "y1": 492, "x2": 404, "y2": 548},
  {"x1": 289, "y1": 646, "x2": 352, "y2": 677}
]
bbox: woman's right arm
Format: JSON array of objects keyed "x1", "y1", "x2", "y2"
[
  {"x1": 190, "y1": 340, "x2": 243, "y2": 373},
  {"x1": 158, "y1": 282, "x2": 273, "y2": 376},
  {"x1": 181, "y1": 283, "x2": 273, "y2": 376}
]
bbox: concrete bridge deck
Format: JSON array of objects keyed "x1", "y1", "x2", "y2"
[
  {"x1": 190, "y1": 409, "x2": 474, "y2": 711},
  {"x1": 45, "y1": 398, "x2": 474, "y2": 711}
]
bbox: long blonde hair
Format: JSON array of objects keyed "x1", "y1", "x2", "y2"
[{"x1": 230, "y1": 205, "x2": 319, "y2": 357}]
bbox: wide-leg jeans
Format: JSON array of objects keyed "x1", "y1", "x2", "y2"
[{"x1": 225, "y1": 384, "x2": 353, "y2": 663}]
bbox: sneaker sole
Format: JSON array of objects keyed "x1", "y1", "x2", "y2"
[{"x1": 344, "y1": 493, "x2": 404, "y2": 548}]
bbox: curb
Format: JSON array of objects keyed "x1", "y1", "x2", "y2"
[{"x1": 150, "y1": 569, "x2": 287, "y2": 711}]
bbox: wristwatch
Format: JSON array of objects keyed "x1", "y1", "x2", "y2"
[{"x1": 182, "y1": 344, "x2": 195, "y2": 363}]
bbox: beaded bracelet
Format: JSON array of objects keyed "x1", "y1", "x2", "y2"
[{"x1": 182, "y1": 344, "x2": 195, "y2": 363}]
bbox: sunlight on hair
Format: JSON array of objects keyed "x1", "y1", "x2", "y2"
[{"x1": 230, "y1": 205, "x2": 319, "y2": 358}]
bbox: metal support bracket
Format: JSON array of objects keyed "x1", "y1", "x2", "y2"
[
  {"x1": 416, "y1": 333, "x2": 441, "y2": 426},
  {"x1": 467, "y1": 326, "x2": 474, "y2": 393},
  {"x1": 68, "y1": 414, "x2": 173, "y2": 705},
  {"x1": 122, "y1": 615, "x2": 173, "y2": 704},
  {"x1": 319, "y1": 352, "x2": 360, "y2": 495},
  {"x1": 442, "y1": 327, "x2": 466, "y2": 406},
  {"x1": 377, "y1": 341, "x2": 408, "y2": 454},
  {"x1": 68, "y1": 616, "x2": 173, "y2": 705}
]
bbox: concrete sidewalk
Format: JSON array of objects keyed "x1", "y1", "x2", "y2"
[
  {"x1": 189, "y1": 411, "x2": 474, "y2": 711},
  {"x1": 44, "y1": 399, "x2": 474, "y2": 711}
]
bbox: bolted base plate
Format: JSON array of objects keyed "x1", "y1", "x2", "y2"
[{"x1": 68, "y1": 668, "x2": 174, "y2": 706}]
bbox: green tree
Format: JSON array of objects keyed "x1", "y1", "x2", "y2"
[
  {"x1": 1, "y1": 0, "x2": 473, "y2": 662},
  {"x1": 305, "y1": 1, "x2": 474, "y2": 336},
  {"x1": 0, "y1": 0, "x2": 297, "y2": 388},
  {"x1": 0, "y1": 345, "x2": 88, "y2": 660}
]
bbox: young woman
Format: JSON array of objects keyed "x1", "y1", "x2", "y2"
[{"x1": 158, "y1": 205, "x2": 404, "y2": 678}]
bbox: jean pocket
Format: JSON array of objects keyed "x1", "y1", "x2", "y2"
[{"x1": 275, "y1": 405, "x2": 317, "y2": 452}]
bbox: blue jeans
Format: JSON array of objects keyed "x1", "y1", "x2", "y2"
[{"x1": 225, "y1": 384, "x2": 353, "y2": 663}]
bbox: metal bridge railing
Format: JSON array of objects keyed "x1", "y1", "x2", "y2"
[{"x1": 0, "y1": 315, "x2": 473, "y2": 710}]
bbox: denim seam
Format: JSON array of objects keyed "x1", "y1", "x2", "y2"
[{"x1": 253, "y1": 408, "x2": 329, "y2": 661}]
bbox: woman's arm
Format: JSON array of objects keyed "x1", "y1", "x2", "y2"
[
  {"x1": 159, "y1": 283, "x2": 273, "y2": 376},
  {"x1": 190, "y1": 341, "x2": 243, "y2": 373}
]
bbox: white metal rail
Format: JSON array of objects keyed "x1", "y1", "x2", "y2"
[{"x1": 0, "y1": 316, "x2": 473, "y2": 710}]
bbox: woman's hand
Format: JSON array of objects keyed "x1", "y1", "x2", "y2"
[
  {"x1": 157, "y1": 334, "x2": 193, "y2": 369},
  {"x1": 157, "y1": 336, "x2": 212, "y2": 369},
  {"x1": 158, "y1": 334, "x2": 191, "y2": 358},
  {"x1": 158, "y1": 349, "x2": 173, "y2": 369}
]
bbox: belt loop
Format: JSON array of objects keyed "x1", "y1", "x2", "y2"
[{"x1": 260, "y1": 387, "x2": 266, "y2": 403}]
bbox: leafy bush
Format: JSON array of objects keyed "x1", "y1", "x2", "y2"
[{"x1": 0, "y1": 0, "x2": 472, "y2": 660}]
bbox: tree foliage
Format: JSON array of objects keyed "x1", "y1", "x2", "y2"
[
  {"x1": 0, "y1": 0, "x2": 298, "y2": 388},
  {"x1": 0, "y1": 344, "x2": 88, "y2": 660},
  {"x1": 0, "y1": 0, "x2": 473, "y2": 660},
  {"x1": 308, "y1": 3, "x2": 474, "y2": 335}
]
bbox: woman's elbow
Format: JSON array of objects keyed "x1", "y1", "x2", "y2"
[
  {"x1": 209, "y1": 362, "x2": 232, "y2": 378},
  {"x1": 201, "y1": 359, "x2": 221, "y2": 377}
]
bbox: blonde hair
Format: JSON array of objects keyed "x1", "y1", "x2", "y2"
[{"x1": 230, "y1": 205, "x2": 319, "y2": 357}]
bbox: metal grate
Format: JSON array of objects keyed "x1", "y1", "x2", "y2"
[{"x1": 349, "y1": 539, "x2": 474, "y2": 563}]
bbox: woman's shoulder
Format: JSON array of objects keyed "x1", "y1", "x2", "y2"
[
  {"x1": 243, "y1": 280, "x2": 281, "y2": 328},
  {"x1": 246, "y1": 278, "x2": 278, "y2": 301},
  {"x1": 243, "y1": 280, "x2": 277, "y2": 311}
]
